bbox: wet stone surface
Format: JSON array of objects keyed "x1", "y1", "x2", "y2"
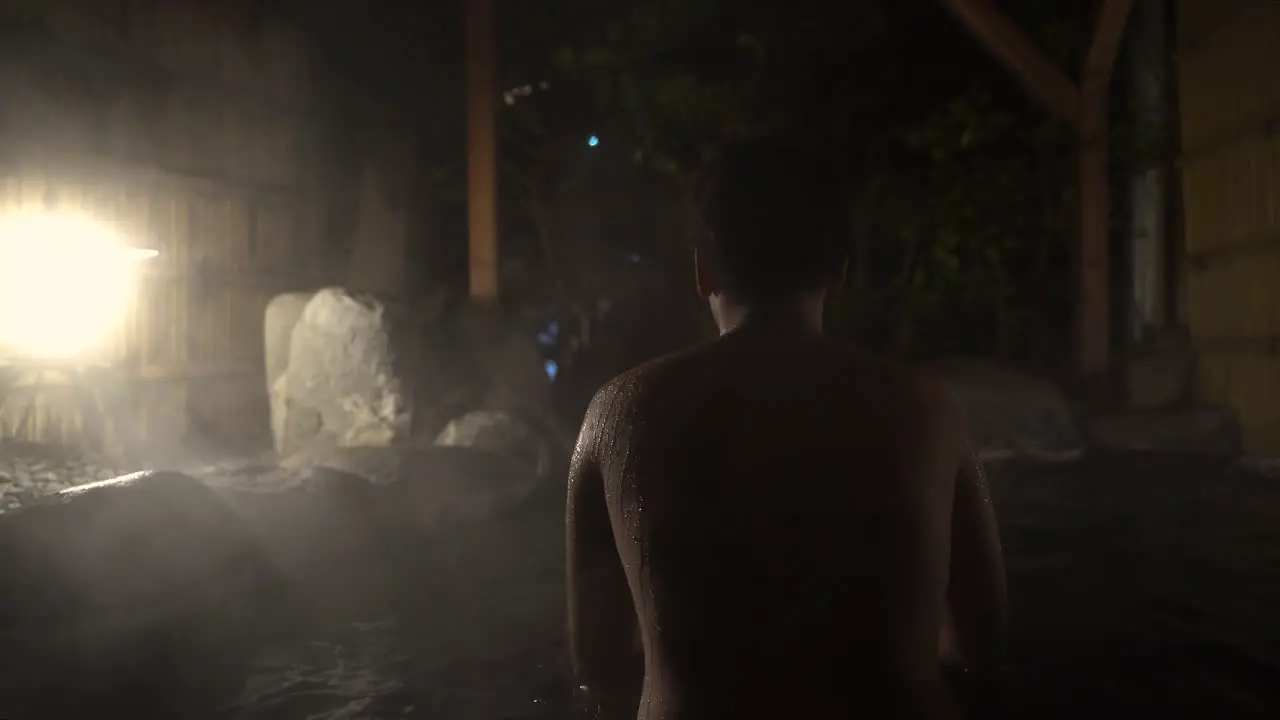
[
  {"x1": 220, "y1": 484, "x2": 574, "y2": 720},
  {"x1": 989, "y1": 452, "x2": 1280, "y2": 717},
  {"x1": 0, "y1": 440, "x2": 128, "y2": 511},
  {"x1": 1, "y1": 441, "x2": 1278, "y2": 718},
  {"x1": 223, "y1": 451, "x2": 1280, "y2": 719}
]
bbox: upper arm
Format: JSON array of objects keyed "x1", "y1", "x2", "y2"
[
  {"x1": 565, "y1": 388, "x2": 638, "y2": 691},
  {"x1": 944, "y1": 406, "x2": 1009, "y2": 670},
  {"x1": 566, "y1": 402, "x2": 612, "y2": 571},
  {"x1": 566, "y1": 401, "x2": 610, "y2": 655}
]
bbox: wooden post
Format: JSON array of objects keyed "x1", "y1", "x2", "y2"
[
  {"x1": 1077, "y1": 0, "x2": 1133, "y2": 374},
  {"x1": 943, "y1": 0, "x2": 1133, "y2": 378},
  {"x1": 465, "y1": 0, "x2": 499, "y2": 303},
  {"x1": 1076, "y1": 91, "x2": 1111, "y2": 375}
]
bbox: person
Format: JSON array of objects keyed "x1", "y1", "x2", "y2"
[{"x1": 566, "y1": 137, "x2": 1008, "y2": 719}]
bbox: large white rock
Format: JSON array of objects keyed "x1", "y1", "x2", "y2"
[
  {"x1": 201, "y1": 465, "x2": 386, "y2": 577},
  {"x1": 281, "y1": 288, "x2": 410, "y2": 455},
  {"x1": 435, "y1": 409, "x2": 552, "y2": 478},
  {"x1": 272, "y1": 292, "x2": 561, "y2": 463},
  {"x1": 0, "y1": 471, "x2": 280, "y2": 716},
  {"x1": 922, "y1": 358, "x2": 1086, "y2": 462},
  {"x1": 282, "y1": 445, "x2": 539, "y2": 532},
  {"x1": 263, "y1": 291, "x2": 316, "y2": 455}
]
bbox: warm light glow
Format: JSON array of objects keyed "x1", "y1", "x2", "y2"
[{"x1": 0, "y1": 212, "x2": 158, "y2": 359}]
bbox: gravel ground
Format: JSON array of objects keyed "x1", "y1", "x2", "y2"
[
  {"x1": 0, "y1": 440, "x2": 129, "y2": 511},
  {"x1": 3, "y1": 441, "x2": 1278, "y2": 718}
]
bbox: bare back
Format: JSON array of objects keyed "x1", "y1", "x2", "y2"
[{"x1": 571, "y1": 329, "x2": 986, "y2": 719}]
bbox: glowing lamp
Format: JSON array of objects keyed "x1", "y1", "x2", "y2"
[{"x1": 0, "y1": 211, "x2": 158, "y2": 359}]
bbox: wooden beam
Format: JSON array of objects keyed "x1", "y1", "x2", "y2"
[
  {"x1": 137, "y1": 264, "x2": 322, "y2": 291},
  {"x1": 0, "y1": 139, "x2": 298, "y2": 201},
  {"x1": 4, "y1": 21, "x2": 309, "y2": 117},
  {"x1": 132, "y1": 364, "x2": 262, "y2": 381},
  {"x1": 1076, "y1": 94, "x2": 1111, "y2": 375},
  {"x1": 942, "y1": 0, "x2": 1082, "y2": 128},
  {"x1": 1191, "y1": 333, "x2": 1280, "y2": 358},
  {"x1": 1083, "y1": 0, "x2": 1135, "y2": 88},
  {"x1": 465, "y1": 0, "x2": 499, "y2": 304},
  {"x1": 1187, "y1": 230, "x2": 1280, "y2": 270},
  {"x1": 1177, "y1": 0, "x2": 1259, "y2": 55}
]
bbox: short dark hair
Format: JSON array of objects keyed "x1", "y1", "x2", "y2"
[{"x1": 698, "y1": 136, "x2": 846, "y2": 303}]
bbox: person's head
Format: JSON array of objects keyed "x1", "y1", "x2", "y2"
[{"x1": 695, "y1": 136, "x2": 847, "y2": 333}]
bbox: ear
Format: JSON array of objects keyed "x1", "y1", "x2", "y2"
[
  {"x1": 826, "y1": 257, "x2": 849, "y2": 295},
  {"x1": 694, "y1": 247, "x2": 718, "y2": 299}
]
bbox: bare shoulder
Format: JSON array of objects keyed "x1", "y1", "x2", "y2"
[
  {"x1": 583, "y1": 345, "x2": 708, "y2": 419},
  {"x1": 576, "y1": 345, "x2": 707, "y2": 455}
]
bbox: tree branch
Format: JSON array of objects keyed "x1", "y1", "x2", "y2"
[
  {"x1": 498, "y1": 159, "x2": 571, "y2": 305},
  {"x1": 941, "y1": 0, "x2": 1082, "y2": 130},
  {"x1": 498, "y1": 125, "x2": 548, "y2": 162},
  {"x1": 499, "y1": 158, "x2": 539, "y2": 197}
]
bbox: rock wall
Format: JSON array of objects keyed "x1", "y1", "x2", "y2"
[
  {"x1": 922, "y1": 357, "x2": 1086, "y2": 462},
  {"x1": 0, "y1": 470, "x2": 279, "y2": 716},
  {"x1": 267, "y1": 289, "x2": 560, "y2": 464}
]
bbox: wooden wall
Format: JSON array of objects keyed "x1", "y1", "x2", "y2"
[
  {"x1": 1177, "y1": 0, "x2": 1280, "y2": 452},
  {"x1": 0, "y1": 0, "x2": 329, "y2": 455}
]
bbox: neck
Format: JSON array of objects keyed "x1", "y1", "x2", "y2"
[{"x1": 714, "y1": 294, "x2": 826, "y2": 337}]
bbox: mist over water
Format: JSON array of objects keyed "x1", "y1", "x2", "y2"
[
  {"x1": 3, "y1": 424, "x2": 1280, "y2": 718},
  {"x1": 0, "y1": 431, "x2": 572, "y2": 719}
]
